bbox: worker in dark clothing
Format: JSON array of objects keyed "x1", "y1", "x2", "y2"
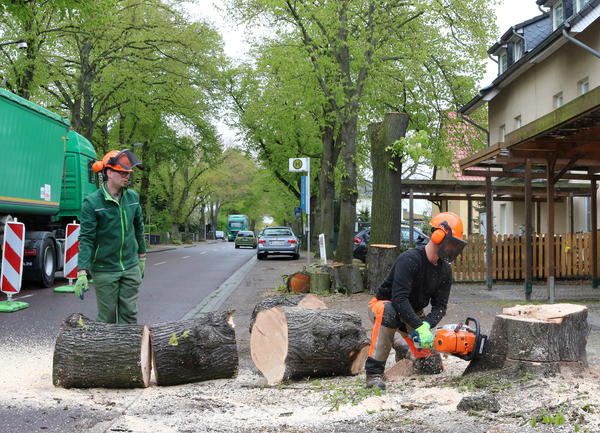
[{"x1": 365, "y1": 212, "x2": 467, "y2": 390}]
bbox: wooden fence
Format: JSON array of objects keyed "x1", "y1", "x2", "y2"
[{"x1": 452, "y1": 232, "x2": 600, "y2": 282}]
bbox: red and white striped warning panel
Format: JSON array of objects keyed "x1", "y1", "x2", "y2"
[
  {"x1": 64, "y1": 223, "x2": 80, "y2": 280},
  {"x1": 1, "y1": 221, "x2": 25, "y2": 295}
]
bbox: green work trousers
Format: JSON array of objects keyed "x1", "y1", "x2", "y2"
[{"x1": 93, "y1": 265, "x2": 142, "y2": 324}]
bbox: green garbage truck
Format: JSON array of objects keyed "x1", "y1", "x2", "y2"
[{"x1": 0, "y1": 88, "x2": 98, "y2": 287}]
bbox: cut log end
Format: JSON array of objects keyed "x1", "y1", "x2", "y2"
[
  {"x1": 250, "y1": 307, "x2": 288, "y2": 384},
  {"x1": 501, "y1": 303, "x2": 587, "y2": 323},
  {"x1": 349, "y1": 346, "x2": 370, "y2": 375},
  {"x1": 297, "y1": 294, "x2": 328, "y2": 310},
  {"x1": 140, "y1": 326, "x2": 152, "y2": 388}
]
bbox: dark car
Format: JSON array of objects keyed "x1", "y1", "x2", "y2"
[
  {"x1": 353, "y1": 225, "x2": 430, "y2": 262},
  {"x1": 257, "y1": 226, "x2": 300, "y2": 260}
]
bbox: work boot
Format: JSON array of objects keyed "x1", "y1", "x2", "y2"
[
  {"x1": 365, "y1": 372, "x2": 386, "y2": 391},
  {"x1": 393, "y1": 337, "x2": 410, "y2": 362}
]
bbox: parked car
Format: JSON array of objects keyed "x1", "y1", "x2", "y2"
[
  {"x1": 234, "y1": 230, "x2": 257, "y2": 248},
  {"x1": 257, "y1": 226, "x2": 300, "y2": 260},
  {"x1": 353, "y1": 225, "x2": 430, "y2": 262},
  {"x1": 215, "y1": 230, "x2": 225, "y2": 240}
]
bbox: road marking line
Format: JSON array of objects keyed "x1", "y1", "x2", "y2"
[
  {"x1": 12, "y1": 294, "x2": 33, "y2": 300},
  {"x1": 154, "y1": 261, "x2": 167, "y2": 266},
  {"x1": 200, "y1": 251, "x2": 207, "y2": 255},
  {"x1": 182, "y1": 256, "x2": 190, "y2": 259}
]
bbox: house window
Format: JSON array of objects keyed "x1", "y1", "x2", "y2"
[
  {"x1": 554, "y1": 92, "x2": 563, "y2": 109},
  {"x1": 513, "y1": 39, "x2": 524, "y2": 61},
  {"x1": 514, "y1": 115, "x2": 522, "y2": 129},
  {"x1": 553, "y1": 1, "x2": 564, "y2": 30},
  {"x1": 576, "y1": 0, "x2": 589, "y2": 12},
  {"x1": 499, "y1": 53, "x2": 508, "y2": 74},
  {"x1": 500, "y1": 124, "x2": 506, "y2": 142},
  {"x1": 578, "y1": 78, "x2": 589, "y2": 95}
]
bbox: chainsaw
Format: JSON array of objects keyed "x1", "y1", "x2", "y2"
[{"x1": 405, "y1": 317, "x2": 488, "y2": 361}]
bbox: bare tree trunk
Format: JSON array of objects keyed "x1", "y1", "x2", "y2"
[
  {"x1": 317, "y1": 121, "x2": 341, "y2": 259},
  {"x1": 336, "y1": 118, "x2": 358, "y2": 264},
  {"x1": 369, "y1": 112, "x2": 409, "y2": 246}
]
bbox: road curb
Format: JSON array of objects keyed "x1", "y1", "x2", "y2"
[{"x1": 181, "y1": 255, "x2": 257, "y2": 319}]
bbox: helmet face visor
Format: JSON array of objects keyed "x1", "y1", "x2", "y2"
[
  {"x1": 437, "y1": 234, "x2": 467, "y2": 262},
  {"x1": 109, "y1": 149, "x2": 143, "y2": 172}
]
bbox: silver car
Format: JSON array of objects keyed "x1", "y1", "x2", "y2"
[{"x1": 257, "y1": 226, "x2": 300, "y2": 260}]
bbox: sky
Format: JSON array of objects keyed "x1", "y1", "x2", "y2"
[{"x1": 182, "y1": 0, "x2": 546, "y2": 215}]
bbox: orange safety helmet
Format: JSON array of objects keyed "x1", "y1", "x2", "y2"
[
  {"x1": 430, "y1": 212, "x2": 464, "y2": 244},
  {"x1": 92, "y1": 149, "x2": 142, "y2": 173},
  {"x1": 429, "y1": 212, "x2": 467, "y2": 262}
]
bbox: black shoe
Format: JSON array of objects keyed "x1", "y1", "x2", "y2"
[{"x1": 365, "y1": 373, "x2": 386, "y2": 391}]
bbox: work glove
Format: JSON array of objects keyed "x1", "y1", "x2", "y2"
[
  {"x1": 138, "y1": 257, "x2": 146, "y2": 279},
  {"x1": 74, "y1": 273, "x2": 89, "y2": 300},
  {"x1": 415, "y1": 321, "x2": 434, "y2": 348}
]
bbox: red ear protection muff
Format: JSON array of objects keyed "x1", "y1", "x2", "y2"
[{"x1": 431, "y1": 221, "x2": 451, "y2": 244}]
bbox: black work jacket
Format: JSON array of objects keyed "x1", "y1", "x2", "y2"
[{"x1": 375, "y1": 246, "x2": 452, "y2": 329}]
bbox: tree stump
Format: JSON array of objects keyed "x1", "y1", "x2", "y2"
[
  {"x1": 465, "y1": 304, "x2": 589, "y2": 376},
  {"x1": 53, "y1": 313, "x2": 151, "y2": 388},
  {"x1": 250, "y1": 306, "x2": 370, "y2": 384},
  {"x1": 287, "y1": 271, "x2": 311, "y2": 293},
  {"x1": 332, "y1": 263, "x2": 365, "y2": 294},
  {"x1": 150, "y1": 311, "x2": 238, "y2": 386},
  {"x1": 249, "y1": 294, "x2": 327, "y2": 333},
  {"x1": 367, "y1": 244, "x2": 400, "y2": 293},
  {"x1": 310, "y1": 270, "x2": 331, "y2": 293}
]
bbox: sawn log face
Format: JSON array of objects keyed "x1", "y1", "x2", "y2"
[
  {"x1": 249, "y1": 294, "x2": 327, "y2": 333},
  {"x1": 151, "y1": 311, "x2": 238, "y2": 386},
  {"x1": 53, "y1": 313, "x2": 151, "y2": 388}
]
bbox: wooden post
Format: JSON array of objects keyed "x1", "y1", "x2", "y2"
[
  {"x1": 590, "y1": 173, "x2": 598, "y2": 288},
  {"x1": 569, "y1": 193, "x2": 574, "y2": 235},
  {"x1": 525, "y1": 159, "x2": 533, "y2": 300},
  {"x1": 467, "y1": 196, "x2": 473, "y2": 236},
  {"x1": 486, "y1": 176, "x2": 493, "y2": 289},
  {"x1": 536, "y1": 201, "x2": 541, "y2": 234},
  {"x1": 547, "y1": 158, "x2": 556, "y2": 304}
]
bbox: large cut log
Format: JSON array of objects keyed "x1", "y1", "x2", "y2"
[
  {"x1": 367, "y1": 244, "x2": 400, "y2": 293},
  {"x1": 251, "y1": 306, "x2": 370, "y2": 384},
  {"x1": 465, "y1": 304, "x2": 589, "y2": 376},
  {"x1": 287, "y1": 271, "x2": 311, "y2": 293},
  {"x1": 53, "y1": 313, "x2": 151, "y2": 388},
  {"x1": 151, "y1": 311, "x2": 238, "y2": 386},
  {"x1": 249, "y1": 294, "x2": 327, "y2": 332}
]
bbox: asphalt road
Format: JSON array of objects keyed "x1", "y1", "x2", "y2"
[{"x1": 0, "y1": 240, "x2": 255, "y2": 344}]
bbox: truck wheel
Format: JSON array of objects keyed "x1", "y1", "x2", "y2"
[{"x1": 40, "y1": 238, "x2": 56, "y2": 287}]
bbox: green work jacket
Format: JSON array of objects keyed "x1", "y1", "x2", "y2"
[{"x1": 78, "y1": 183, "x2": 146, "y2": 273}]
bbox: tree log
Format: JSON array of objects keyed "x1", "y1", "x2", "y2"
[
  {"x1": 53, "y1": 313, "x2": 151, "y2": 388},
  {"x1": 367, "y1": 244, "x2": 400, "y2": 293},
  {"x1": 150, "y1": 311, "x2": 238, "y2": 386},
  {"x1": 249, "y1": 294, "x2": 327, "y2": 332},
  {"x1": 465, "y1": 304, "x2": 589, "y2": 376},
  {"x1": 251, "y1": 306, "x2": 370, "y2": 384},
  {"x1": 287, "y1": 271, "x2": 311, "y2": 293}
]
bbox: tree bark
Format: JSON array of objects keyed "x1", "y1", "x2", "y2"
[
  {"x1": 369, "y1": 112, "x2": 409, "y2": 246},
  {"x1": 465, "y1": 304, "x2": 590, "y2": 376},
  {"x1": 317, "y1": 121, "x2": 341, "y2": 259},
  {"x1": 251, "y1": 306, "x2": 370, "y2": 385},
  {"x1": 332, "y1": 263, "x2": 365, "y2": 294},
  {"x1": 367, "y1": 244, "x2": 400, "y2": 293},
  {"x1": 150, "y1": 311, "x2": 238, "y2": 386},
  {"x1": 249, "y1": 294, "x2": 327, "y2": 333},
  {"x1": 53, "y1": 313, "x2": 151, "y2": 388}
]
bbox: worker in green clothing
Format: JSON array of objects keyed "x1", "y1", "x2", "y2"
[{"x1": 74, "y1": 149, "x2": 146, "y2": 324}]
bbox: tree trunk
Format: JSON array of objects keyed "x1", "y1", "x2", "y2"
[
  {"x1": 317, "y1": 121, "x2": 341, "y2": 259},
  {"x1": 150, "y1": 311, "x2": 238, "y2": 386},
  {"x1": 53, "y1": 313, "x2": 151, "y2": 388},
  {"x1": 367, "y1": 244, "x2": 400, "y2": 294},
  {"x1": 335, "y1": 118, "x2": 359, "y2": 264},
  {"x1": 332, "y1": 263, "x2": 365, "y2": 294},
  {"x1": 249, "y1": 294, "x2": 327, "y2": 333},
  {"x1": 465, "y1": 304, "x2": 590, "y2": 376},
  {"x1": 369, "y1": 112, "x2": 409, "y2": 246},
  {"x1": 251, "y1": 306, "x2": 370, "y2": 385}
]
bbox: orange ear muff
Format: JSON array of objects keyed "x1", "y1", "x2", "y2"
[
  {"x1": 431, "y1": 221, "x2": 451, "y2": 244},
  {"x1": 92, "y1": 160, "x2": 104, "y2": 173}
]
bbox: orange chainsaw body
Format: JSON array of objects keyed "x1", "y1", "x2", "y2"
[{"x1": 434, "y1": 328, "x2": 477, "y2": 356}]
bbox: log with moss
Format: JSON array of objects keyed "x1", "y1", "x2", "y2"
[
  {"x1": 53, "y1": 313, "x2": 152, "y2": 388},
  {"x1": 150, "y1": 311, "x2": 238, "y2": 386}
]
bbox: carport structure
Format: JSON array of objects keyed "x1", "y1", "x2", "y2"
[{"x1": 458, "y1": 86, "x2": 600, "y2": 301}]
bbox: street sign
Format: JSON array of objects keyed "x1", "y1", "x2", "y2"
[
  {"x1": 300, "y1": 175, "x2": 307, "y2": 212},
  {"x1": 1, "y1": 221, "x2": 25, "y2": 295},
  {"x1": 319, "y1": 233, "x2": 327, "y2": 264},
  {"x1": 64, "y1": 223, "x2": 80, "y2": 279},
  {"x1": 294, "y1": 207, "x2": 302, "y2": 217},
  {"x1": 289, "y1": 157, "x2": 309, "y2": 172}
]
